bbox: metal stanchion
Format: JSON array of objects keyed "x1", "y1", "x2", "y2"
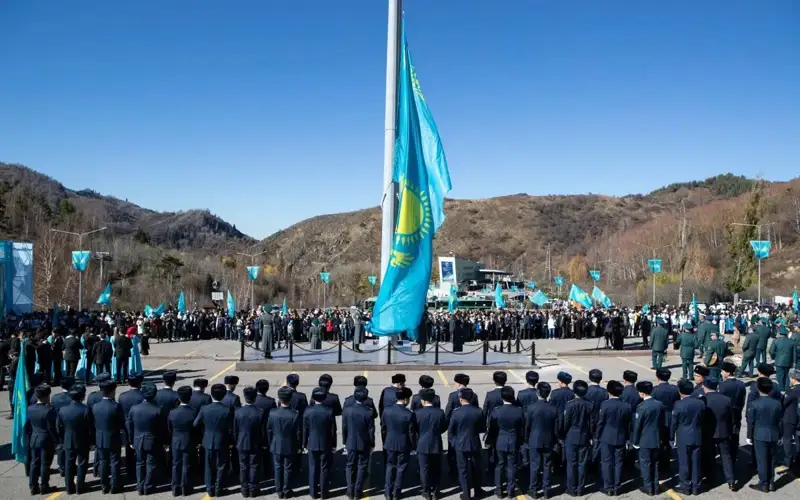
[
  {"x1": 507, "y1": 337, "x2": 512, "y2": 352},
  {"x1": 387, "y1": 341, "x2": 392, "y2": 365},
  {"x1": 482, "y1": 339, "x2": 488, "y2": 366},
  {"x1": 288, "y1": 337, "x2": 294, "y2": 363},
  {"x1": 516, "y1": 337, "x2": 521, "y2": 353},
  {"x1": 434, "y1": 340, "x2": 440, "y2": 366},
  {"x1": 499, "y1": 339, "x2": 504, "y2": 353},
  {"x1": 338, "y1": 336, "x2": 343, "y2": 364},
  {"x1": 531, "y1": 341, "x2": 537, "y2": 367},
  {"x1": 240, "y1": 333, "x2": 245, "y2": 362}
]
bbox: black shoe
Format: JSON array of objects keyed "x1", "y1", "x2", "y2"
[
  {"x1": 728, "y1": 481, "x2": 736, "y2": 491},
  {"x1": 384, "y1": 495, "x2": 393, "y2": 500},
  {"x1": 674, "y1": 487, "x2": 692, "y2": 495},
  {"x1": 30, "y1": 487, "x2": 40, "y2": 495},
  {"x1": 241, "y1": 492, "x2": 250, "y2": 498},
  {"x1": 495, "y1": 492, "x2": 504, "y2": 499},
  {"x1": 277, "y1": 493, "x2": 284, "y2": 499},
  {"x1": 103, "y1": 488, "x2": 111, "y2": 494},
  {"x1": 638, "y1": 487, "x2": 653, "y2": 496},
  {"x1": 769, "y1": 483, "x2": 777, "y2": 492},
  {"x1": 207, "y1": 492, "x2": 216, "y2": 498},
  {"x1": 748, "y1": 484, "x2": 768, "y2": 493}
]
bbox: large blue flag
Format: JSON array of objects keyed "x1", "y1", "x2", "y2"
[
  {"x1": 494, "y1": 284, "x2": 506, "y2": 309},
  {"x1": 793, "y1": 288, "x2": 799, "y2": 314},
  {"x1": 227, "y1": 291, "x2": 235, "y2": 319},
  {"x1": 448, "y1": 284, "x2": 458, "y2": 313},
  {"x1": 531, "y1": 289, "x2": 549, "y2": 306},
  {"x1": 369, "y1": 22, "x2": 452, "y2": 337},
  {"x1": 96, "y1": 283, "x2": 112, "y2": 305},
  {"x1": 591, "y1": 286, "x2": 612, "y2": 308},
  {"x1": 281, "y1": 297, "x2": 288, "y2": 315},
  {"x1": 247, "y1": 266, "x2": 259, "y2": 281},
  {"x1": 569, "y1": 284, "x2": 593, "y2": 309},
  {"x1": 11, "y1": 340, "x2": 30, "y2": 463},
  {"x1": 177, "y1": 291, "x2": 186, "y2": 314},
  {"x1": 692, "y1": 293, "x2": 699, "y2": 325}
]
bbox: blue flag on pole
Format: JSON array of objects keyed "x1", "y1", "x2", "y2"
[
  {"x1": 750, "y1": 240, "x2": 771, "y2": 260},
  {"x1": 531, "y1": 290, "x2": 549, "y2": 306},
  {"x1": 96, "y1": 283, "x2": 112, "y2": 305},
  {"x1": 494, "y1": 284, "x2": 506, "y2": 309},
  {"x1": 589, "y1": 270, "x2": 601, "y2": 282},
  {"x1": 281, "y1": 297, "x2": 288, "y2": 315},
  {"x1": 247, "y1": 266, "x2": 259, "y2": 281},
  {"x1": 793, "y1": 288, "x2": 799, "y2": 314},
  {"x1": 527, "y1": 281, "x2": 536, "y2": 289},
  {"x1": 591, "y1": 286, "x2": 612, "y2": 308},
  {"x1": 320, "y1": 272, "x2": 331, "y2": 284},
  {"x1": 368, "y1": 275, "x2": 378, "y2": 287},
  {"x1": 648, "y1": 259, "x2": 662, "y2": 273},
  {"x1": 448, "y1": 284, "x2": 458, "y2": 313},
  {"x1": 177, "y1": 291, "x2": 186, "y2": 314},
  {"x1": 11, "y1": 340, "x2": 29, "y2": 463},
  {"x1": 71, "y1": 251, "x2": 91, "y2": 271},
  {"x1": 642, "y1": 304, "x2": 650, "y2": 315},
  {"x1": 227, "y1": 291, "x2": 235, "y2": 319},
  {"x1": 369, "y1": 21, "x2": 452, "y2": 338},
  {"x1": 554, "y1": 276, "x2": 564, "y2": 287},
  {"x1": 692, "y1": 293, "x2": 699, "y2": 325},
  {"x1": 569, "y1": 284, "x2": 593, "y2": 309}
]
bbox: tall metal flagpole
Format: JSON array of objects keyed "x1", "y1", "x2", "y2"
[{"x1": 379, "y1": 0, "x2": 402, "y2": 356}]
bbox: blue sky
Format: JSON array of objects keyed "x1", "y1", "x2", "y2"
[{"x1": 1, "y1": 1, "x2": 797, "y2": 239}]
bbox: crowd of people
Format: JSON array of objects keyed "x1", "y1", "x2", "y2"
[{"x1": 16, "y1": 362, "x2": 800, "y2": 499}]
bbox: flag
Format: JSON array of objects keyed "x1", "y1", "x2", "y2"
[
  {"x1": 281, "y1": 297, "x2": 288, "y2": 315},
  {"x1": 448, "y1": 284, "x2": 458, "y2": 314},
  {"x1": 11, "y1": 340, "x2": 30, "y2": 463},
  {"x1": 369, "y1": 21, "x2": 452, "y2": 338},
  {"x1": 494, "y1": 284, "x2": 506, "y2": 309},
  {"x1": 527, "y1": 281, "x2": 536, "y2": 289},
  {"x1": 589, "y1": 270, "x2": 601, "y2": 282},
  {"x1": 591, "y1": 286, "x2": 612, "y2": 308},
  {"x1": 227, "y1": 291, "x2": 235, "y2": 319},
  {"x1": 511, "y1": 285, "x2": 519, "y2": 292},
  {"x1": 153, "y1": 303, "x2": 165, "y2": 317},
  {"x1": 71, "y1": 250, "x2": 91, "y2": 271},
  {"x1": 368, "y1": 275, "x2": 377, "y2": 287},
  {"x1": 569, "y1": 284, "x2": 592, "y2": 309},
  {"x1": 793, "y1": 288, "x2": 799, "y2": 314},
  {"x1": 247, "y1": 266, "x2": 259, "y2": 281},
  {"x1": 144, "y1": 305, "x2": 153, "y2": 317},
  {"x1": 531, "y1": 290, "x2": 549, "y2": 306},
  {"x1": 642, "y1": 304, "x2": 650, "y2": 315},
  {"x1": 320, "y1": 272, "x2": 331, "y2": 284},
  {"x1": 96, "y1": 283, "x2": 112, "y2": 305},
  {"x1": 692, "y1": 293, "x2": 699, "y2": 325},
  {"x1": 647, "y1": 259, "x2": 662, "y2": 273},
  {"x1": 554, "y1": 276, "x2": 564, "y2": 287},
  {"x1": 177, "y1": 291, "x2": 186, "y2": 314},
  {"x1": 750, "y1": 240, "x2": 771, "y2": 260}
]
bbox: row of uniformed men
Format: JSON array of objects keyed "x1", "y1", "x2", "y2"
[{"x1": 25, "y1": 363, "x2": 800, "y2": 500}]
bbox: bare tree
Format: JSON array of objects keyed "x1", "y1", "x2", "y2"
[
  {"x1": 34, "y1": 224, "x2": 64, "y2": 307},
  {"x1": 677, "y1": 200, "x2": 689, "y2": 305}
]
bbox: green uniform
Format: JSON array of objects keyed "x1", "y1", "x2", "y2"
[
  {"x1": 696, "y1": 320, "x2": 714, "y2": 356},
  {"x1": 675, "y1": 332, "x2": 697, "y2": 379},
  {"x1": 769, "y1": 335, "x2": 797, "y2": 392},
  {"x1": 649, "y1": 325, "x2": 669, "y2": 369},
  {"x1": 703, "y1": 338, "x2": 727, "y2": 380},
  {"x1": 792, "y1": 331, "x2": 800, "y2": 370},
  {"x1": 754, "y1": 324, "x2": 771, "y2": 365},
  {"x1": 737, "y1": 332, "x2": 758, "y2": 377}
]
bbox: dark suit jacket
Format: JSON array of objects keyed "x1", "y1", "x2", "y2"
[
  {"x1": 310, "y1": 391, "x2": 343, "y2": 416},
  {"x1": 597, "y1": 398, "x2": 632, "y2": 446},
  {"x1": 193, "y1": 402, "x2": 234, "y2": 450},
  {"x1": 415, "y1": 406, "x2": 447, "y2": 454},
  {"x1": 344, "y1": 393, "x2": 377, "y2": 419},
  {"x1": 92, "y1": 340, "x2": 113, "y2": 364},
  {"x1": 516, "y1": 387, "x2": 539, "y2": 411},
  {"x1": 382, "y1": 404, "x2": 417, "y2": 452},
  {"x1": 487, "y1": 403, "x2": 524, "y2": 452},
  {"x1": 671, "y1": 396, "x2": 705, "y2": 446},
  {"x1": 342, "y1": 402, "x2": 375, "y2": 452},
  {"x1": 92, "y1": 398, "x2": 125, "y2": 449},
  {"x1": 127, "y1": 401, "x2": 165, "y2": 453},
  {"x1": 155, "y1": 388, "x2": 179, "y2": 413},
  {"x1": 63, "y1": 336, "x2": 82, "y2": 363},
  {"x1": 704, "y1": 392, "x2": 734, "y2": 440},
  {"x1": 563, "y1": 398, "x2": 594, "y2": 446},
  {"x1": 267, "y1": 407, "x2": 301, "y2": 455},
  {"x1": 58, "y1": 401, "x2": 94, "y2": 451},
  {"x1": 234, "y1": 404, "x2": 267, "y2": 452},
  {"x1": 168, "y1": 405, "x2": 197, "y2": 452},
  {"x1": 189, "y1": 391, "x2": 212, "y2": 414},
  {"x1": 26, "y1": 403, "x2": 58, "y2": 450},
  {"x1": 410, "y1": 392, "x2": 441, "y2": 412},
  {"x1": 114, "y1": 335, "x2": 132, "y2": 359},
  {"x1": 289, "y1": 389, "x2": 308, "y2": 418},
  {"x1": 747, "y1": 395, "x2": 783, "y2": 443},
  {"x1": 651, "y1": 382, "x2": 681, "y2": 429},
  {"x1": 448, "y1": 404, "x2": 485, "y2": 452},
  {"x1": 632, "y1": 397, "x2": 664, "y2": 449},
  {"x1": 254, "y1": 394, "x2": 277, "y2": 419},
  {"x1": 303, "y1": 404, "x2": 336, "y2": 451},
  {"x1": 222, "y1": 390, "x2": 242, "y2": 409},
  {"x1": 526, "y1": 400, "x2": 558, "y2": 449}
]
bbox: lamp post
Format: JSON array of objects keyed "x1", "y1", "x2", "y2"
[
  {"x1": 237, "y1": 248, "x2": 268, "y2": 311},
  {"x1": 52, "y1": 227, "x2": 107, "y2": 310},
  {"x1": 730, "y1": 222, "x2": 774, "y2": 305},
  {"x1": 635, "y1": 243, "x2": 672, "y2": 306}
]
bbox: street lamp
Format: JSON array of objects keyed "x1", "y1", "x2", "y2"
[
  {"x1": 51, "y1": 226, "x2": 107, "y2": 310},
  {"x1": 730, "y1": 222, "x2": 775, "y2": 304},
  {"x1": 237, "y1": 246, "x2": 268, "y2": 310},
  {"x1": 635, "y1": 243, "x2": 672, "y2": 306}
]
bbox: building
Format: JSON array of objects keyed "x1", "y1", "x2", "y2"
[
  {"x1": 0, "y1": 240, "x2": 34, "y2": 315},
  {"x1": 435, "y1": 255, "x2": 523, "y2": 298}
]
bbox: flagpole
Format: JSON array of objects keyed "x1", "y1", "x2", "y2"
[{"x1": 380, "y1": 0, "x2": 402, "y2": 282}]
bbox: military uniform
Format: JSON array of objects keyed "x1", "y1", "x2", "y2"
[
  {"x1": 704, "y1": 335, "x2": 727, "y2": 380},
  {"x1": 754, "y1": 319, "x2": 772, "y2": 366},
  {"x1": 562, "y1": 382, "x2": 593, "y2": 496},
  {"x1": 596, "y1": 385, "x2": 630, "y2": 495},
  {"x1": 26, "y1": 387, "x2": 58, "y2": 494},
  {"x1": 632, "y1": 386, "x2": 664, "y2": 496},
  {"x1": 769, "y1": 328, "x2": 796, "y2": 392},
  {"x1": 675, "y1": 324, "x2": 697, "y2": 380},
  {"x1": 747, "y1": 378, "x2": 783, "y2": 492},
  {"x1": 234, "y1": 389, "x2": 267, "y2": 498},
  {"x1": 127, "y1": 383, "x2": 165, "y2": 494},
  {"x1": 670, "y1": 382, "x2": 704, "y2": 495},
  {"x1": 649, "y1": 321, "x2": 669, "y2": 369},
  {"x1": 415, "y1": 389, "x2": 447, "y2": 499},
  {"x1": 304, "y1": 388, "x2": 336, "y2": 499},
  {"x1": 268, "y1": 388, "x2": 301, "y2": 498},
  {"x1": 737, "y1": 330, "x2": 759, "y2": 378},
  {"x1": 525, "y1": 385, "x2": 558, "y2": 498},
  {"x1": 447, "y1": 388, "x2": 486, "y2": 500},
  {"x1": 92, "y1": 383, "x2": 125, "y2": 494}
]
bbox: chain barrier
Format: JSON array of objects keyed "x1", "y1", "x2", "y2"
[
  {"x1": 393, "y1": 347, "x2": 427, "y2": 357},
  {"x1": 438, "y1": 343, "x2": 485, "y2": 355},
  {"x1": 342, "y1": 343, "x2": 390, "y2": 354},
  {"x1": 291, "y1": 342, "x2": 340, "y2": 354}
]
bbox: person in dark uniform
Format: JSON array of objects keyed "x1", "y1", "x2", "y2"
[
  {"x1": 35, "y1": 336, "x2": 53, "y2": 386},
  {"x1": 312, "y1": 373, "x2": 343, "y2": 417},
  {"x1": 515, "y1": 370, "x2": 539, "y2": 468},
  {"x1": 754, "y1": 317, "x2": 771, "y2": 366},
  {"x1": 255, "y1": 379, "x2": 277, "y2": 414},
  {"x1": 168, "y1": 386, "x2": 197, "y2": 496},
  {"x1": 633, "y1": 380, "x2": 664, "y2": 496},
  {"x1": 719, "y1": 362, "x2": 746, "y2": 466},
  {"x1": 448, "y1": 387, "x2": 486, "y2": 500},
  {"x1": 670, "y1": 379, "x2": 704, "y2": 495},
  {"x1": 87, "y1": 373, "x2": 110, "y2": 408},
  {"x1": 410, "y1": 374, "x2": 441, "y2": 411},
  {"x1": 482, "y1": 371, "x2": 507, "y2": 474},
  {"x1": 691, "y1": 365, "x2": 710, "y2": 398},
  {"x1": 770, "y1": 327, "x2": 796, "y2": 392},
  {"x1": 62, "y1": 331, "x2": 81, "y2": 378},
  {"x1": 51, "y1": 332, "x2": 65, "y2": 386},
  {"x1": 193, "y1": 383, "x2": 234, "y2": 497},
  {"x1": 747, "y1": 377, "x2": 783, "y2": 493},
  {"x1": 304, "y1": 387, "x2": 336, "y2": 499},
  {"x1": 190, "y1": 378, "x2": 212, "y2": 414},
  {"x1": 701, "y1": 377, "x2": 736, "y2": 490},
  {"x1": 119, "y1": 375, "x2": 144, "y2": 478},
  {"x1": 286, "y1": 373, "x2": 308, "y2": 417},
  {"x1": 127, "y1": 382, "x2": 164, "y2": 495},
  {"x1": 82, "y1": 331, "x2": 99, "y2": 386},
  {"x1": 737, "y1": 327, "x2": 759, "y2": 378},
  {"x1": 696, "y1": 313, "x2": 714, "y2": 358},
  {"x1": 344, "y1": 375, "x2": 378, "y2": 418},
  {"x1": 222, "y1": 375, "x2": 242, "y2": 408},
  {"x1": 675, "y1": 323, "x2": 697, "y2": 380},
  {"x1": 650, "y1": 368, "x2": 679, "y2": 472},
  {"x1": 26, "y1": 385, "x2": 58, "y2": 495},
  {"x1": 92, "y1": 379, "x2": 124, "y2": 494},
  {"x1": 444, "y1": 373, "x2": 479, "y2": 476},
  {"x1": 342, "y1": 386, "x2": 375, "y2": 500},
  {"x1": 268, "y1": 386, "x2": 301, "y2": 498},
  {"x1": 585, "y1": 369, "x2": 608, "y2": 466},
  {"x1": 487, "y1": 386, "x2": 523, "y2": 499},
  {"x1": 550, "y1": 371, "x2": 574, "y2": 469},
  {"x1": 382, "y1": 386, "x2": 416, "y2": 500},
  {"x1": 234, "y1": 386, "x2": 267, "y2": 498},
  {"x1": 620, "y1": 370, "x2": 641, "y2": 413},
  {"x1": 562, "y1": 380, "x2": 593, "y2": 496},
  {"x1": 746, "y1": 363, "x2": 783, "y2": 408},
  {"x1": 52, "y1": 376, "x2": 75, "y2": 477},
  {"x1": 92, "y1": 332, "x2": 114, "y2": 376},
  {"x1": 526, "y1": 382, "x2": 557, "y2": 499},
  {"x1": 415, "y1": 388, "x2": 447, "y2": 500},
  {"x1": 156, "y1": 371, "x2": 180, "y2": 412},
  {"x1": 57, "y1": 384, "x2": 93, "y2": 495},
  {"x1": 596, "y1": 380, "x2": 630, "y2": 496},
  {"x1": 379, "y1": 373, "x2": 406, "y2": 418},
  {"x1": 782, "y1": 369, "x2": 800, "y2": 468},
  {"x1": 114, "y1": 332, "x2": 132, "y2": 384},
  {"x1": 649, "y1": 318, "x2": 669, "y2": 369}
]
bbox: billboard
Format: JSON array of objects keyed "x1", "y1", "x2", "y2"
[
  {"x1": 440, "y1": 258, "x2": 455, "y2": 282},
  {"x1": 1, "y1": 241, "x2": 34, "y2": 315}
]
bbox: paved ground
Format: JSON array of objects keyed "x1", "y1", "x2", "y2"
[{"x1": 0, "y1": 338, "x2": 798, "y2": 500}]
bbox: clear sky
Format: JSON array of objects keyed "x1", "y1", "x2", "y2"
[{"x1": 1, "y1": 1, "x2": 797, "y2": 239}]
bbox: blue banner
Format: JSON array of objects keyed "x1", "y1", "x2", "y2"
[
  {"x1": 71, "y1": 250, "x2": 91, "y2": 272},
  {"x1": 11, "y1": 340, "x2": 29, "y2": 463},
  {"x1": 494, "y1": 283, "x2": 506, "y2": 309},
  {"x1": 589, "y1": 270, "x2": 601, "y2": 281},
  {"x1": 793, "y1": 288, "x2": 799, "y2": 314},
  {"x1": 648, "y1": 259, "x2": 662, "y2": 273},
  {"x1": 281, "y1": 297, "x2": 288, "y2": 315},
  {"x1": 591, "y1": 286, "x2": 612, "y2": 308},
  {"x1": 96, "y1": 283, "x2": 112, "y2": 305},
  {"x1": 569, "y1": 284, "x2": 593, "y2": 309},
  {"x1": 177, "y1": 291, "x2": 186, "y2": 313},
  {"x1": 448, "y1": 284, "x2": 458, "y2": 314},
  {"x1": 227, "y1": 291, "x2": 235, "y2": 319},
  {"x1": 368, "y1": 21, "x2": 452, "y2": 339},
  {"x1": 368, "y1": 275, "x2": 377, "y2": 287},
  {"x1": 527, "y1": 281, "x2": 536, "y2": 289},
  {"x1": 641, "y1": 304, "x2": 650, "y2": 315},
  {"x1": 247, "y1": 266, "x2": 259, "y2": 281},
  {"x1": 511, "y1": 285, "x2": 519, "y2": 292},
  {"x1": 750, "y1": 240, "x2": 771, "y2": 260},
  {"x1": 692, "y1": 293, "x2": 699, "y2": 325},
  {"x1": 320, "y1": 272, "x2": 331, "y2": 284},
  {"x1": 554, "y1": 276, "x2": 564, "y2": 287},
  {"x1": 531, "y1": 289, "x2": 549, "y2": 306}
]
